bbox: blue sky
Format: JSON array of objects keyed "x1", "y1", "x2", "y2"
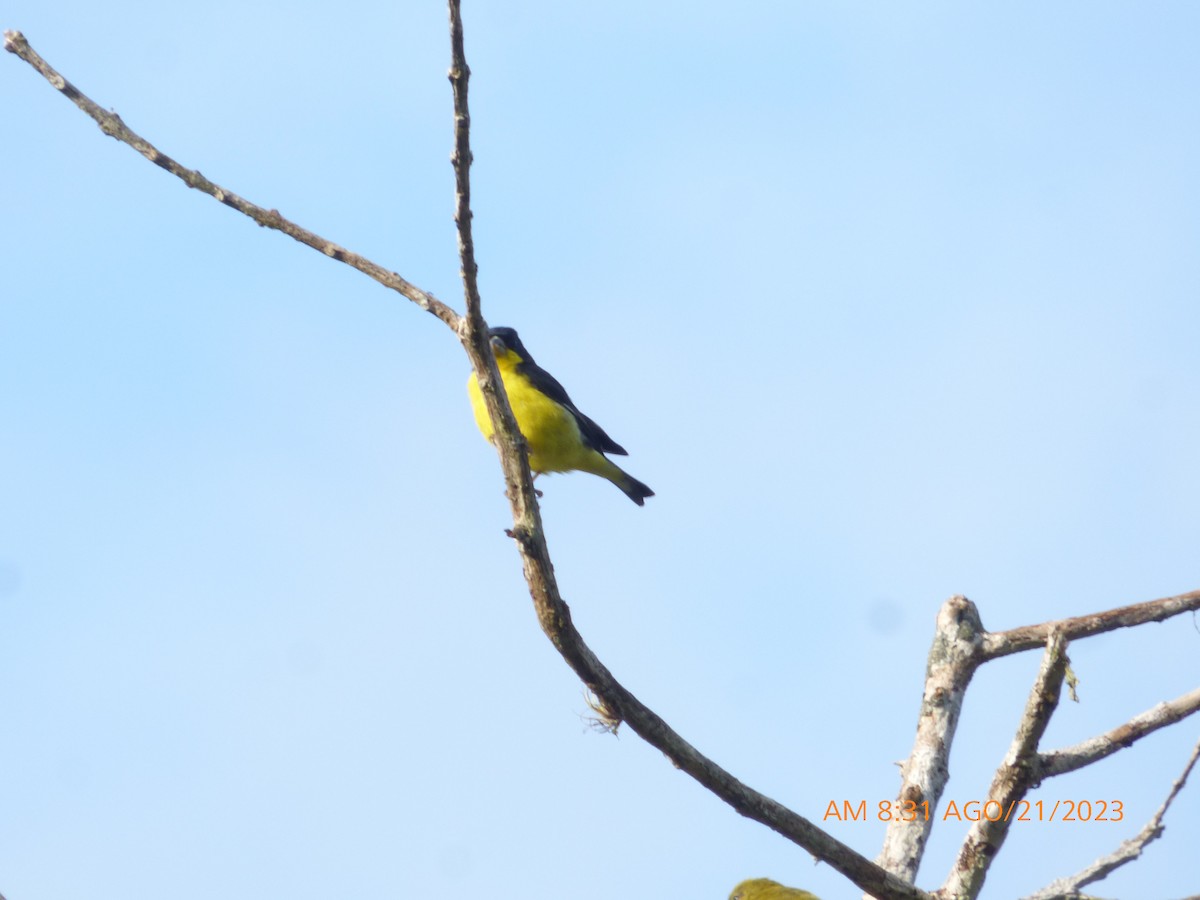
[{"x1": 2, "y1": 3, "x2": 1198, "y2": 899}]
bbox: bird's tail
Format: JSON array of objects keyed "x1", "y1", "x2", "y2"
[
  {"x1": 584, "y1": 452, "x2": 654, "y2": 506},
  {"x1": 608, "y1": 463, "x2": 654, "y2": 506}
]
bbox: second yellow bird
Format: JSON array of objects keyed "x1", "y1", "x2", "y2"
[
  {"x1": 467, "y1": 326, "x2": 653, "y2": 506},
  {"x1": 728, "y1": 878, "x2": 821, "y2": 900}
]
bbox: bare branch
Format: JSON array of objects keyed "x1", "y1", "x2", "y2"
[
  {"x1": 1023, "y1": 736, "x2": 1200, "y2": 900},
  {"x1": 2, "y1": 30, "x2": 460, "y2": 331},
  {"x1": 534, "y1": 606, "x2": 933, "y2": 899},
  {"x1": 441, "y1": 6, "x2": 926, "y2": 899},
  {"x1": 939, "y1": 633, "x2": 1071, "y2": 900},
  {"x1": 981, "y1": 589, "x2": 1200, "y2": 661},
  {"x1": 878, "y1": 594, "x2": 1200, "y2": 890},
  {"x1": 1039, "y1": 686, "x2": 1200, "y2": 779},
  {"x1": 446, "y1": 1, "x2": 481, "y2": 328},
  {"x1": 876, "y1": 596, "x2": 986, "y2": 886},
  {"x1": 444, "y1": 0, "x2": 543, "y2": 553}
]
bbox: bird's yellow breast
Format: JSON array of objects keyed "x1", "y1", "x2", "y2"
[{"x1": 467, "y1": 355, "x2": 590, "y2": 474}]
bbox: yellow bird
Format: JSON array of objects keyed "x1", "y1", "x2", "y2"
[
  {"x1": 728, "y1": 878, "x2": 821, "y2": 900},
  {"x1": 467, "y1": 326, "x2": 654, "y2": 505}
]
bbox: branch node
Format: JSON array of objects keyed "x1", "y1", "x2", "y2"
[
  {"x1": 584, "y1": 689, "x2": 622, "y2": 734},
  {"x1": 508, "y1": 524, "x2": 535, "y2": 548}
]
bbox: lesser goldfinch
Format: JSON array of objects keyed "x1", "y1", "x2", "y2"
[
  {"x1": 728, "y1": 878, "x2": 821, "y2": 900},
  {"x1": 467, "y1": 326, "x2": 654, "y2": 505}
]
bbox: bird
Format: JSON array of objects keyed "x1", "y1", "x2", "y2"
[
  {"x1": 467, "y1": 326, "x2": 654, "y2": 506},
  {"x1": 728, "y1": 878, "x2": 822, "y2": 900}
]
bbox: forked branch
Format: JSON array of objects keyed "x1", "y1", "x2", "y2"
[
  {"x1": 880, "y1": 592, "x2": 1200, "y2": 891},
  {"x1": 1023, "y1": 736, "x2": 1200, "y2": 900}
]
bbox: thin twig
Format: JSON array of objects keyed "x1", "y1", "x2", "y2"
[
  {"x1": 981, "y1": 589, "x2": 1200, "y2": 660},
  {"x1": 1039, "y1": 686, "x2": 1200, "y2": 779},
  {"x1": 1022, "y1": 736, "x2": 1200, "y2": 900},
  {"x1": 876, "y1": 596, "x2": 987, "y2": 887},
  {"x1": 2, "y1": 30, "x2": 460, "y2": 331},
  {"x1": 447, "y1": 2, "x2": 481, "y2": 327},
  {"x1": 939, "y1": 633, "x2": 1071, "y2": 900}
]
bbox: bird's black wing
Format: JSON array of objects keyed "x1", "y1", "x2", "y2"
[{"x1": 517, "y1": 360, "x2": 629, "y2": 456}]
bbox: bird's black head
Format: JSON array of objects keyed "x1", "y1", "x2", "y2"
[{"x1": 488, "y1": 326, "x2": 535, "y2": 365}]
